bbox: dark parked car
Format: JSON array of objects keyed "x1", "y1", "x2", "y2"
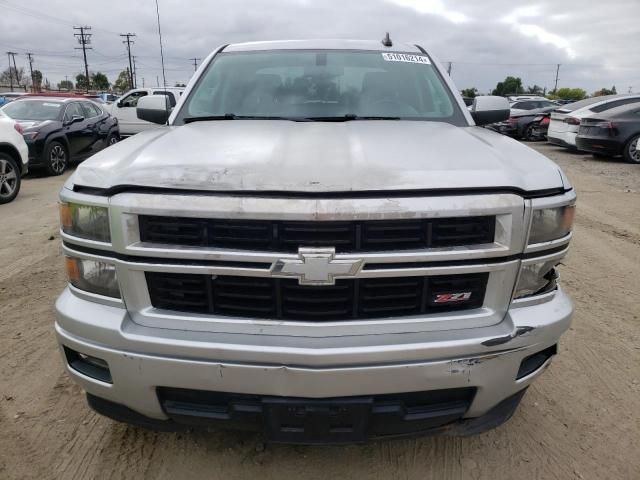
[
  {"x1": 530, "y1": 112, "x2": 551, "y2": 140},
  {"x1": 575, "y1": 103, "x2": 640, "y2": 163},
  {"x1": 1, "y1": 96, "x2": 119, "y2": 175},
  {"x1": 493, "y1": 106, "x2": 557, "y2": 140}
]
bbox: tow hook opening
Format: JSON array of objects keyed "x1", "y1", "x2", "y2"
[
  {"x1": 516, "y1": 344, "x2": 557, "y2": 380},
  {"x1": 64, "y1": 346, "x2": 113, "y2": 384}
]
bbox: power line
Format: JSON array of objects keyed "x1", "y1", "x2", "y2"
[
  {"x1": 73, "y1": 26, "x2": 92, "y2": 93},
  {"x1": 120, "y1": 33, "x2": 136, "y2": 90},
  {"x1": 0, "y1": 0, "x2": 121, "y2": 35}
]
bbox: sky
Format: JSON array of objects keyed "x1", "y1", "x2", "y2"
[{"x1": 1, "y1": 0, "x2": 639, "y2": 94}]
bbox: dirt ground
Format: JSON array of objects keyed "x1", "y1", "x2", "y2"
[{"x1": 1, "y1": 144, "x2": 639, "y2": 480}]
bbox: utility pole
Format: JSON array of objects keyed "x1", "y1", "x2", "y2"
[
  {"x1": 553, "y1": 63, "x2": 560, "y2": 93},
  {"x1": 6, "y1": 52, "x2": 17, "y2": 91},
  {"x1": 190, "y1": 57, "x2": 201, "y2": 72},
  {"x1": 447, "y1": 62, "x2": 452, "y2": 76},
  {"x1": 156, "y1": 75, "x2": 159, "y2": 87},
  {"x1": 142, "y1": 77, "x2": 145, "y2": 88},
  {"x1": 26, "y1": 53, "x2": 35, "y2": 92},
  {"x1": 120, "y1": 33, "x2": 136, "y2": 90},
  {"x1": 74, "y1": 26, "x2": 92, "y2": 93},
  {"x1": 132, "y1": 56, "x2": 138, "y2": 88}
]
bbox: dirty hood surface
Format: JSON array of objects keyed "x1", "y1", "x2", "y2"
[{"x1": 72, "y1": 121, "x2": 565, "y2": 193}]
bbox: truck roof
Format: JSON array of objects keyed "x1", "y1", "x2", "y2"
[{"x1": 224, "y1": 39, "x2": 423, "y2": 53}]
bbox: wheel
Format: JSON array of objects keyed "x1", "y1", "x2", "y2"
[
  {"x1": 106, "y1": 133, "x2": 119, "y2": 147},
  {"x1": 522, "y1": 124, "x2": 536, "y2": 141},
  {"x1": 44, "y1": 141, "x2": 68, "y2": 176},
  {"x1": 0, "y1": 153, "x2": 21, "y2": 204},
  {"x1": 623, "y1": 134, "x2": 640, "y2": 164}
]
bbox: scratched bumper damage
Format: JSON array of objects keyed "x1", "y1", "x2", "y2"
[{"x1": 54, "y1": 285, "x2": 572, "y2": 443}]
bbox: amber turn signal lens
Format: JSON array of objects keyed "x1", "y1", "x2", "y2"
[
  {"x1": 59, "y1": 203, "x2": 72, "y2": 229},
  {"x1": 65, "y1": 257, "x2": 80, "y2": 282},
  {"x1": 562, "y1": 205, "x2": 576, "y2": 231}
]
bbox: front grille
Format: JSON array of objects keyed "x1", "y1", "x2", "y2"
[
  {"x1": 139, "y1": 216, "x2": 495, "y2": 252},
  {"x1": 146, "y1": 272, "x2": 488, "y2": 320}
]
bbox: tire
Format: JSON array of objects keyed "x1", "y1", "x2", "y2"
[
  {"x1": 0, "y1": 153, "x2": 21, "y2": 204},
  {"x1": 44, "y1": 140, "x2": 68, "y2": 176},
  {"x1": 623, "y1": 134, "x2": 640, "y2": 164},
  {"x1": 522, "y1": 124, "x2": 535, "y2": 141},
  {"x1": 106, "y1": 132, "x2": 119, "y2": 148}
]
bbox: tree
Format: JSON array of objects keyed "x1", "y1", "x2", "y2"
[
  {"x1": 461, "y1": 87, "x2": 478, "y2": 98},
  {"x1": 0, "y1": 66, "x2": 28, "y2": 86},
  {"x1": 113, "y1": 69, "x2": 131, "y2": 93},
  {"x1": 175, "y1": 82, "x2": 186, "y2": 87},
  {"x1": 593, "y1": 86, "x2": 617, "y2": 97},
  {"x1": 548, "y1": 88, "x2": 587, "y2": 101},
  {"x1": 526, "y1": 85, "x2": 543, "y2": 95},
  {"x1": 32, "y1": 70, "x2": 43, "y2": 92},
  {"x1": 58, "y1": 79, "x2": 74, "y2": 90},
  {"x1": 91, "y1": 72, "x2": 110, "y2": 90},
  {"x1": 75, "y1": 73, "x2": 89, "y2": 90},
  {"x1": 491, "y1": 76, "x2": 523, "y2": 96}
]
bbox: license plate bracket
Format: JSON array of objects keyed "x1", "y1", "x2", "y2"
[{"x1": 263, "y1": 397, "x2": 373, "y2": 444}]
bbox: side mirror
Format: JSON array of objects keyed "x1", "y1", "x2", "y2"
[
  {"x1": 470, "y1": 96, "x2": 510, "y2": 126},
  {"x1": 65, "y1": 115, "x2": 84, "y2": 126},
  {"x1": 137, "y1": 95, "x2": 172, "y2": 124},
  {"x1": 116, "y1": 101, "x2": 123, "y2": 108}
]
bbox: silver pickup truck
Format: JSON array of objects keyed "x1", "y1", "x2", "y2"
[{"x1": 55, "y1": 39, "x2": 575, "y2": 444}]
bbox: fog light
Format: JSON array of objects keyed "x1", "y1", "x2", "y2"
[
  {"x1": 517, "y1": 345, "x2": 557, "y2": 379},
  {"x1": 64, "y1": 347, "x2": 112, "y2": 383}
]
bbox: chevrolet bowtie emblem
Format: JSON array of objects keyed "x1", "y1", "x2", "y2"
[{"x1": 271, "y1": 248, "x2": 364, "y2": 285}]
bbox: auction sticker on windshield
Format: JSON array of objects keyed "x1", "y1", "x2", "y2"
[{"x1": 381, "y1": 53, "x2": 431, "y2": 64}]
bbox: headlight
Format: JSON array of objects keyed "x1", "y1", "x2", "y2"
[
  {"x1": 65, "y1": 256, "x2": 120, "y2": 298},
  {"x1": 60, "y1": 202, "x2": 111, "y2": 242},
  {"x1": 528, "y1": 205, "x2": 575, "y2": 244},
  {"x1": 514, "y1": 259, "x2": 559, "y2": 299}
]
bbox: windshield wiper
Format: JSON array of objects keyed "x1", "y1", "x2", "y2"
[
  {"x1": 183, "y1": 114, "x2": 313, "y2": 123},
  {"x1": 304, "y1": 114, "x2": 402, "y2": 122}
]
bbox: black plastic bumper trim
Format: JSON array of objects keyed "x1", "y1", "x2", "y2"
[{"x1": 85, "y1": 388, "x2": 527, "y2": 444}]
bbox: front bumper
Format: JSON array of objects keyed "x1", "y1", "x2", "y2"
[{"x1": 55, "y1": 286, "x2": 573, "y2": 440}]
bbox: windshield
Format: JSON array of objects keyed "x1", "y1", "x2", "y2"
[
  {"x1": 2, "y1": 100, "x2": 64, "y2": 121},
  {"x1": 175, "y1": 50, "x2": 464, "y2": 124}
]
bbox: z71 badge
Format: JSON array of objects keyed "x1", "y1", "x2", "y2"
[{"x1": 433, "y1": 292, "x2": 473, "y2": 304}]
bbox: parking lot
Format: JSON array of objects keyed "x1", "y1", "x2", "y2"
[{"x1": 0, "y1": 143, "x2": 639, "y2": 480}]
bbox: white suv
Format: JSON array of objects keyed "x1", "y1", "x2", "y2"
[
  {"x1": 548, "y1": 94, "x2": 640, "y2": 149},
  {"x1": 0, "y1": 109, "x2": 28, "y2": 204},
  {"x1": 108, "y1": 88, "x2": 184, "y2": 136}
]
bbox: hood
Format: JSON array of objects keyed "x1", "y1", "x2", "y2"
[{"x1": 70, "y1": 121, "x2": 565, "y2": 193}]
